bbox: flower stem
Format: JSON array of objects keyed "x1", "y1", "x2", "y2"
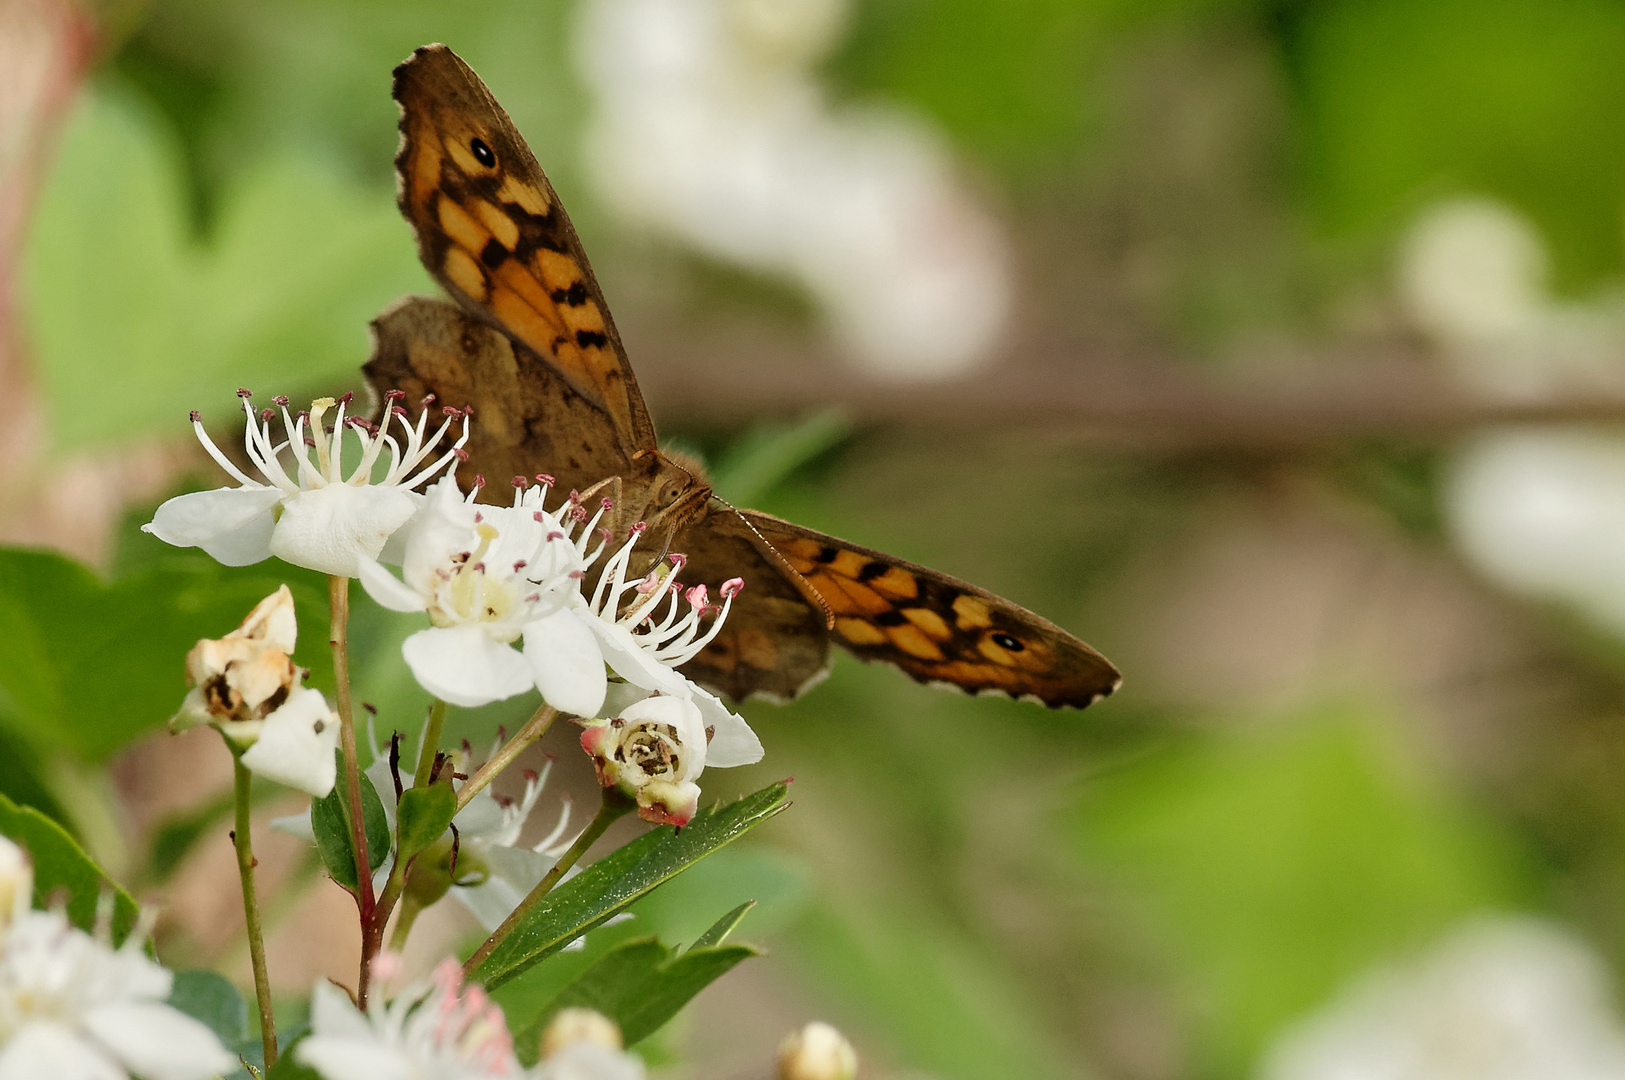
[
  {"x1": 413, "y1": 698, "x2": 448, "y2": 790},
  {"x1": 328, "y1": 574, "x2": 376, "y2": 1005},
  {"x1": 229, "y1": 751, "x2": 277, "y2": 1069},
  {"x1": 462, "y1": 787, "x2": 632, "y2": 978},
  {"x1": 387, "y1": 892, "x2": 426, "y2": 954},
  {"x1": 455, "y1": 703, "x2": 558, "y2": 815}
]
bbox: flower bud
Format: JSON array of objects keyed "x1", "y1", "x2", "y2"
[
  {"x1": 541, "y1": 1007, "x2": 624, "y2": 1060},
  {"x1": 580, "y1": 696, "x2": 707, "y2": 826},
  {"x1": 778, "y1": 1022, "x2": 857, "y2": 1080}
]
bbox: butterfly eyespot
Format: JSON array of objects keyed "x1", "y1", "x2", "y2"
[
  {"x1": 991, "y1": 632, "x2": 1025, "y2": 652},
  {"x1": 469, "y1": 137, "x2": 496, "y2": 168}
]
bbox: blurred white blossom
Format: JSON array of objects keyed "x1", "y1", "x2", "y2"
[
  {"x1": 0, "y1": 835, "x2": 235, "y2": 1080},
  {"x1": 537, "y1": 1008, "x2": 644, "y2": 1080},
  {"x1": 298, "y1": 958, "x2": 522, "y2": 1079},
  {"x1": 575, "y1": 0, "x2": 1010, "y2": 379},
  {"x1": 1400, "y1": 197, "x2": 1625, "y2": 400},
  {"x1": 1259, "y1": 917, "x2": 1625, "y2": 1080},
  {"x1": 1448, "y1": 430, "x2": 1625, "y2": 637}
]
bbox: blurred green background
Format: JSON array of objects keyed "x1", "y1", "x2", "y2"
[{"x1": 10, "y1": 0, "x2": 1625, "y2": 1077}]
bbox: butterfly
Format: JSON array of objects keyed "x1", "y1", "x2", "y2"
[{"x1": 365, "y1": 43, "x2": 1121, "y2": 709}]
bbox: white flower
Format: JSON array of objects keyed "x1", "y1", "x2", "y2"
[
  {"x1": 0, "y1": 906, "x2": 236, "y2": 1080},
  {"x1": 444, "y1": 760, "x2": 577, "y2": 932},
  {"x1": 144, "y1": 390, "x2": 470, "y2": 577},
  {"x1": 358, "y1": 474, "x2": 599, "y2": 712},
  {"x1": 538, "y1": 528, "x2": 762, "y2": 766},
  {"x1": 1259, "y1": 916, "x2": 1625, "y2": 1080},
  {"x1": 537, "y1": 1009, "x2": 644, "y2": 1080},
  {"x1": 297, "y1": 958, "x2": 524, "y2": 1079},
  {"x1": 581, "y1": 696, "x2": 710, "y2": 826},
  {"x1": 171, "y1": 585, "x2": 340, "y2": 796},
  {"x1": 778, "y1": 1022, "x2": 857, "y2": 1080}
]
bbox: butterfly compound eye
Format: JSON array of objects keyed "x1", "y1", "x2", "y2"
[
  {"x1": 469, "y1": 137, "x2": 496, "y2": 168},
  {"x1": 991, "y1": 632, "x2": 1025, "y2": 652}
]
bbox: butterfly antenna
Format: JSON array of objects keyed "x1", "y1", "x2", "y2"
[{"x1": 717, "y1": 495, "x2": 835, "y2": 629}]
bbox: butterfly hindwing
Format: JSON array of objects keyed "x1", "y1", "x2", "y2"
[
  {"x1": 393, "y1": 44, "x2": 657, "y2": 458},
  {"x1": 715, "y1": 510, "x2": 1122, "y2": 709},
  {"x1": 672, "y1": 506, "x2": 834, "y2": 702},
  {"x1": 365, "y1": 297, "x2": 638, "y2": 499}
]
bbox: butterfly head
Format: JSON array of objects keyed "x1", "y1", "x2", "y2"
[{"x1": 636, "y1": 449, "x2": 712, "y2": 534}]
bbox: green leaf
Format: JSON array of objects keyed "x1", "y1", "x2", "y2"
[
  {"x1": 692, "y1": 900, "x2": 756, "y2": 950},
  {"x1": 0, "y1": 546, "x2": 329, "y2": 762},
  {"x1": 0, "y1": 791, "x2": 139, "y2": 944},
  {"x1": 514, "y1": 934, "x2": 758, "y2": 1063},
  {"x1": 22, "y1": 86, "x2": 429, "y2": 453},
  {"x1": 310, "y1": 761, "x2": 390, "y2": 890},
  {"x1": 472, "y1": 782, "x2": 790, "y2": 990},
  {"x1": 396, "y1": 783, "x2": 456, "y2": 860},
  {"x1": 263, "y1": 1046, "x2": 320, "y2": 1080},
  {"x1": 167, "y1": 970, "x2": 250, "y2": 1049},
  {"x1": 1072, "y1": 709, "x2": 1530, "y2": 1076}
]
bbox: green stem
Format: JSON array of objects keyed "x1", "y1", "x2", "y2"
[
  {"x1": 454, "y1": 704, "x2": 557, "y2": 815},
  {"x1": 230, "y1": 751, "x2": 277, "y2": 1069},
  {"x1": 413, "y1": 699, "x2": 448, "y2": 790},
  {"x1": 329, "y1": 575, "x2": 376, "y2": 1005},
  {"x1": 462, "y1": 787, "x2": 631, "y2": 978},
  {"x1": 388, "y1": 893, "x2": 426, "y2": 954}
]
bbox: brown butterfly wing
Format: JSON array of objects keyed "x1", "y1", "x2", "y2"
[
  {"x1": 672, "y1": 506, "x2": 834, "y2": 702},
  {"x1": 683, "y1": 509, "x2": 1121, "y2": 709},
  {"x1": 393, "y1": 44, "x2": 656, "y2": 458},
  {"x1": 364, "y1": 296, "x2": 638, "y2": 499}
]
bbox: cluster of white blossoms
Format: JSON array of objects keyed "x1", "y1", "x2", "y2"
[
  {"x1": 0, "y1": 837, "x2": 235, "y2": 1080},
  {"x1": 152, "y1": 390, "x2": 761, "y2": 842}
]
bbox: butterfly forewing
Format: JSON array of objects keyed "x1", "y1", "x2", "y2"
[{"x1": 393, "y1": 44, "x2": 656, "y2": 457}]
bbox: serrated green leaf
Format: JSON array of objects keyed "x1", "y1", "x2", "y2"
[
  {"x1": 513, "y1": 935, "x2": 758, "y2": 1062},
  {"x1": 167, "y1": 970, "x2": 250, "y2": 1048},
  {"x1": 396, "y1": 783, "x2": 456, "y2": 860},
  {"x1": 691, "y1": 900, "x2": 756, "y2": 950},
  {"x1": 472, "y1": 782, "x2": 789, "y2": 990},
  {"x1": 0, "y1": 791, "x2": 139, "y2": 944},
  {"x1": 311, "y1": 761, "x2": 390, "y2": 890}
]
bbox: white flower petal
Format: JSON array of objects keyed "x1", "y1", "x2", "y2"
[
  {"x1": 239, "y1": 686, "x2": 340, "y2": 796},
  {"x1": 270, "y1": 810, "x2": 316, "y2": 842},
  {"x1": 0, "y1": 1022, "x2": 125, "y2": 1080},
  {"x1": 585, "y1": 617, "x2": 690, "y2": 697},
  {"x1": 401, "y1": 626, "x2": 535, "y2": 708},
  {"x1": 357, "y1": 555, "x2": 429, "y2": 614},
  {"x1": 307, "y1": 979, "x2": 376, "y2": 1042},
  {"x1": 269, "y1": 484, "x2": 420, "y2": 578},
  {"x1": 143, "y1": 486, "x2": 284, "y2": 566},
  {"x1": 689, "y1": 685, "x2": 763, "y2": 767},
  {"x1": 298, "y1": 1037, "x2": 418, "y2": 1080},
  {"x1": 81, "y1": 1002, "x2": 237, "y2": 1080},
  {"x1": 523, "y1": 608, "x2": 609, "y2": 718}
]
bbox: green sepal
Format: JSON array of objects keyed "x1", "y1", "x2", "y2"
[{"x1": 396, "y1": 782, "x2": 456, "y2": 861}]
